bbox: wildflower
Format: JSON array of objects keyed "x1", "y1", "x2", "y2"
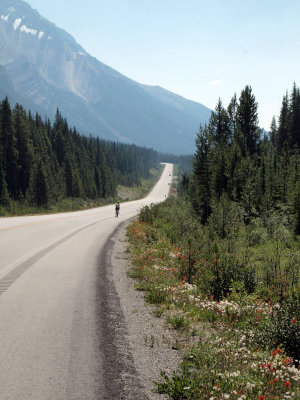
[
  {"x1": 272, "y1": 348, "x2": 281, "y2": 355},
  {"x1": 291, "y1": 318, "x2": 297, "y2": 324},
  {"x1": 284, "y1": 358, "x2": 292, "y2": 365},
  {"x1": 259, "y1": 396, "x2": 265, "y2": 399},
  {"x1": 284, "y1": 381, "x2": 291, "y2": 387}
]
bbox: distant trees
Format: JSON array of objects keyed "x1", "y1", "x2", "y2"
[{"x1": 0, "y1": 98, "x2": 160, "y2": 210}]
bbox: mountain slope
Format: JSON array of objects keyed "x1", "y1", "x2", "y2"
[{"x1": 0, "y1": 0, "x2": 211, "y2": 153}]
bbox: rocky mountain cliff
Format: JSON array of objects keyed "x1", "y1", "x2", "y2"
[{"x1": 0, "y1": 0, "x2": 211, "y2": 153}]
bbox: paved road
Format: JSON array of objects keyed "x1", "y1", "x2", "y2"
[{"x1": 0, "y1": 163, "x2": 173, "y2": 400}]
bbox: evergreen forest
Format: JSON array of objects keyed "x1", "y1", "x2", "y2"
[
  {"x1": 0, "y1": 97, "x2": 165, "y2": 214},
  {"x1": 186, "y1": 83, "x2": 300, "y2": 234},
  {"x1": 126, "y1": 84, "x2": 300, "y2": 399}
]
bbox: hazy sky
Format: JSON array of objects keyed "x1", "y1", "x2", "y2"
[{"x1": 24, "y1": 0, "x2": 300, "y2": 130}]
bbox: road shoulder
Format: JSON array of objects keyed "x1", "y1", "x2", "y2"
[{"x1": 100, "y1": 219, "x2": 181, "y2": 399}]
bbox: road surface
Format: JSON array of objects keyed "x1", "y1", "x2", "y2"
[{"x1": 0, "y1": 163, "x2": 173, "y2": 400}]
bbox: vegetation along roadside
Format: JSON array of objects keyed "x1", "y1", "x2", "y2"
[{"x1": 126, "y1": 84, "x2": 300, "y2": 400}]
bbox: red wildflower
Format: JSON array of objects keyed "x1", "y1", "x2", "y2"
[
  {"x1": 210, "y1": 295, "x2": 214, "y2": 300},
  {"x1": 271, "y1": 348, "x2": 281, "y2": 355},
  {"x1": 284, "y1": 358, "x2": 292, "y2": 365},
  {"x1": 260, "y1": 364, "x2": 266, "y2": 368},
  {"x1": 259, "y1": 396, "x2": 265, "y2": 400},
  {"x1": 267, "y1": 363, "x2": 272, "y2": 368},
  {"x1": 292, "y1": 318, "x2": 297, "y2": 324},
  {"x1": 284, "y1": 381, "x2": 291, "y2": 387}
]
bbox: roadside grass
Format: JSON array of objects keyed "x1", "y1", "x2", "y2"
[
  {"x1": 0, "y1": 164, "x2": 164, "y2": 217},
  {"x1": 126, "y1": 217, "x2": 300, "y2": 400},
  {"x1": 0, "y1": 197, "x2": 111, "y2": 217},
  {"x1": 117, "y1": 165, "x2": 164, "y2": 201}
]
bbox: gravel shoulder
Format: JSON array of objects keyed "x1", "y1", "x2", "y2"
[{"x1": 101, "y1": 219, "x2": 181, "y2": 399}]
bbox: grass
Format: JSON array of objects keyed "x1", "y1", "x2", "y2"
[
  {"x1": 117, "y1": 164, "x2": 164, "y2": 201},
  {"x1": 126, "y1": 217, "x2": 300, "y2": 400},
  {"x1": 0, "y1": 164, "x2": 164, "y2": 217}
]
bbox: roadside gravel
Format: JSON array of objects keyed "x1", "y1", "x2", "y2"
[{"x1": 103, "y1": 219, "x2": 182, "y2": 399}]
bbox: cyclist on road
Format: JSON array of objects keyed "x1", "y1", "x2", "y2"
[{"x1": 115, "y1": 202, "x2": 120, "y2": 217}]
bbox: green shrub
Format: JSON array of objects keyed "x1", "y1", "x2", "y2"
[
  {"x1": 167, "y1": 313, "x2": 189, "y2": 330},
  {"x1": 145, "y1": 286, "x2": 168, "y2": 304},
  {"x1": 209, "y1": 256, "x2": 257, "y2": 300},
  {"x1": 269, "y1": 300, "x2": 300, "y2": 362}
]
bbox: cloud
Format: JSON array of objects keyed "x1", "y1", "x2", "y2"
[{"x1": 210, "y1": 80, "x2": 223, "y2": 86}]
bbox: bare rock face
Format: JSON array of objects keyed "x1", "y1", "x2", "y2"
[{"x1": 0, "y1": 0, "x2": 211, "y2": 153}]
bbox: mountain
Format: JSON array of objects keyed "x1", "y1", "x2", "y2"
[{"x1": 0, "y1": 0, "x2": 211, "y2": 153}]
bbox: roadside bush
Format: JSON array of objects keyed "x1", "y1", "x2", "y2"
[
  {"x1": 139, "y1": 204, "x2": 155, "y2": 223},
  {"x1": 209, "y1": 255, "x2": 257, "y2": 300},
  {"x1": 269, "y1": 300, "x2": 300, "y2": 362}
]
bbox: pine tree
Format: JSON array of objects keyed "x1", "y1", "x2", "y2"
[
  {"x1": 289, "y1": 82, "x2": 300, "y2": 149},
  {"x1": 32, "y1": 161, "x2": 49, "y2": 207},
  {"x1": 14, "y1": 103, "x2": 33, "y2": 198},
  {"x1": 277, "y1": 93, "x2": 290, "y2": 153},
  {"x1": 0, "y1": 97, "x2": 19, "y2": 199},
  {"x1": 192, "y1": 125, "x2": 212, "y2": 223},
  {"x1": 236, "y1": 86, "x2": 260, "y2": 155},
  {"x1": 269, "y1": 116, "x2": 277, "y2": 147}
]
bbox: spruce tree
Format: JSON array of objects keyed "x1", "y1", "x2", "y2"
[
  {"x1": 236, "y1": 86, "x2": 260, "y2": 155},
  {"x1": 277, "y1": 93, "x2": 290, "y2": 153},
  {"x1": 0, "y1": 97, "x2": 19, "y2": 199},
  {"x1": 192, "y1": 125, "x2": 212, "y2": 223}
]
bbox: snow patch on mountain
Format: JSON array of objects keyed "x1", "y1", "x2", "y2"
[
  {"x1": 38, "y1": 31, "x2": 44, "y2": 39},
  {"x1": 13, "y1": 17, "x2": 21, "y2": 30},
  {"x1": 20, "y1": 24, "x2": 37, "y2": 35},
  {"x1": 1, "y1": 15, "x2": 9, "y2": 21}
]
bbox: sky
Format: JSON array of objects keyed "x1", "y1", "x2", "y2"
[{"x1": 24, "y1": 0, "x2": 300, "y2": 130}]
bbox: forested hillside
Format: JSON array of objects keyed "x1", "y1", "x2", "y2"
[
  {"x1": 0, "y1": 96, "x2": 160, "y2": 213},
  {"x1": 126, "y1": 84, "x2": 300, "y2": 399},
  {"x1": 188, "y1": 83, "x2": 300, "y2": 233}
]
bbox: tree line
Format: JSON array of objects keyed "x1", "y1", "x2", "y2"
[
  {"x1": 183, "y1": 83, "x2": 300, "y2": 234},
  {"x1": 0, "y1": 97, "x2": 161, "y2": 209}
]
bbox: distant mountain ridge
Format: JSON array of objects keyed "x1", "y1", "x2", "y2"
[{"x1": 0, "y1": 0, "x2": 212, "y2": 153}]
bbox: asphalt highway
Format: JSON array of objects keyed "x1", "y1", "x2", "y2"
[{"x1": 0, "y1": 163, "x2": 173, "y2": 400}]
